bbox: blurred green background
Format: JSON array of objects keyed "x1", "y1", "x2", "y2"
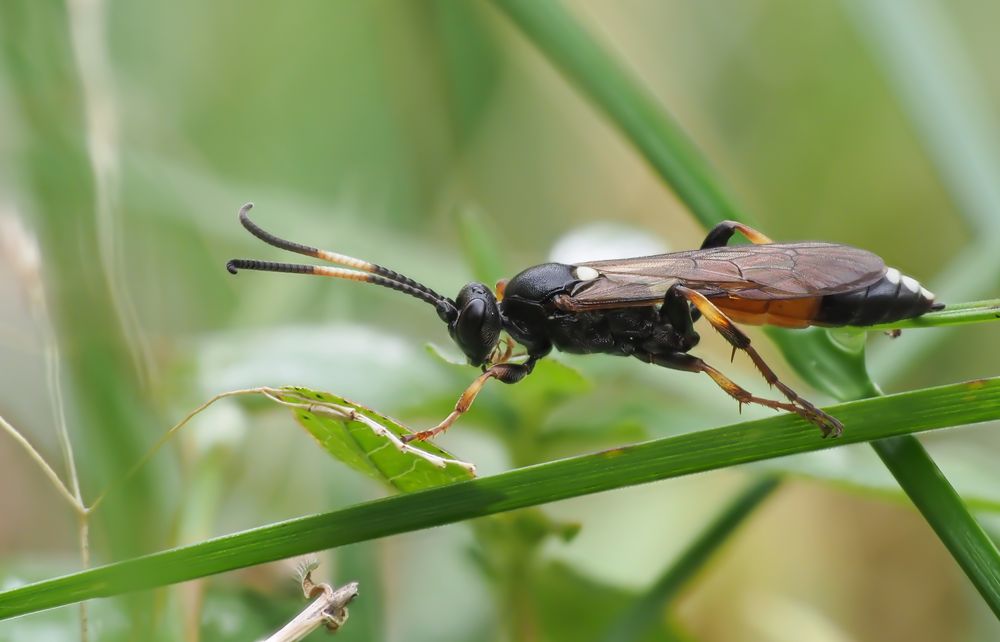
[{"x1": 1, "y1": 1, "x2": 999, "y2": 640}]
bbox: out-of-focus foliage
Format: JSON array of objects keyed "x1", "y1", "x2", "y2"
[{"x1": 1, "y1": 1, "x2": 999, "y2": 640}]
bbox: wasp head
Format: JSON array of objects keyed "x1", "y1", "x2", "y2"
[{"x1": 449, "y1": 283, "x2": 502, "y2": 367}]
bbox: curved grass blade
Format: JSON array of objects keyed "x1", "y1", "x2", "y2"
[
  {"x1": 872, "y1": 435, "x2": 1000, "y2": 619},
  {"x1": 601, "y1": 476, "x2": 781, "y2": 642},
  {"x1": 1, "y1": 377, "x2": 997, "y2": 620},
  {"x1": 275, "y1": 387, "x2": 475, "y2": 492},
  {"x1": 863, "y1": 299, "x2": 1000, "y2": 331},
  {"x1": 491, "y1": 0, "x2": 745, "y2": 228}
]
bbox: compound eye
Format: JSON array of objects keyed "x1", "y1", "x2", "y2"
[
  {"x1": 456, "y1": 298, "x2": 487, "y2": 349},
  {"x1": 451, "y1": 283, "x2": 501, "y2": 366}
]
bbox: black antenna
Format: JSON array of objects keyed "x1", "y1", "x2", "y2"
[{"x1": 227, "y1": 204, "x2": 458, "y2": 322}]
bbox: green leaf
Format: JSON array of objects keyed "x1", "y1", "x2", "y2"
[
  {"x1": 2, "y1": 377, "x2": 998, "y2": 620},
  {"x1": 764, "y1": 327, "x2": 880, "y2": 401},
  {"x1": 277, "y1": 387, "x2": 474, "y2": 493},
  {"x1": 430, "y1": 0, "x2": 503, "y2": 145}
]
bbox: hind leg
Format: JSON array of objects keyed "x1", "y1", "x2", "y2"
[
  {"x1": 700, "y1": 220, "x2": 774, "y2": 249},
  {"x1": 664, "y1": 284, "x2": 842, "y2": 437},
  {"x1": 635, "y1": 350, "x2": 818, "y2": 420}
]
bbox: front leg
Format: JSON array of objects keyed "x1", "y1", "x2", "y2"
[
  {"x1": 692, "y1": 221, "x2": 774, "y2": 321},
  {"x1": 402, "y1": 357, "x2": 540, "y2": 443}
]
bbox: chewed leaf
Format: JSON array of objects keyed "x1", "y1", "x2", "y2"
[{"x1": 265, "y1": 386, "x2": 475, "y2": 492}]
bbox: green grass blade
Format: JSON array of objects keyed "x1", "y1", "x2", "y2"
[
  {"x1": 456, "y1": 205, "x2": 510, "y2": 285},
  {"x1": 873, "y1": 436, "x2": 1000, "y2": 617},
  {"x1": 863, "y1": 299, "x2": 1000, "y2": 331},
  {"x1": 1, "y1": 378, "x2": 998, "y2": 620},
  {"x1": 491, "y1": 0, "x2": 745, "y2": 228},
  {"x1": 601, "y1": 476, "x2": 781, "y2": 642}
]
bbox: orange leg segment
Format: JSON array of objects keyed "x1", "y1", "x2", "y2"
[
  {"x1": 402, "y1": 360, "x2": 535, "y2": 443},
  {"x1": 673, "y1": 285, "x2": 843, "y2": 437},
  {"x1": 700, "y1": 220, "x2": 775, "y2": 249}
]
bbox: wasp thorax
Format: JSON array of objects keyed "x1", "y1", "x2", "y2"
[{"x1": 450, "y1": 283, "x2": 502, "y2": 366}]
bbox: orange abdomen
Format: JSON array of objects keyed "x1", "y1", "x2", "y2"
[{"x1": 710, "y1": 296, "x2": 822, "y2": 329}]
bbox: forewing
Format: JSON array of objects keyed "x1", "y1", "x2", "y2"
[{"x1": 558, "y1": 242, "x2": 885, "y2": 310}]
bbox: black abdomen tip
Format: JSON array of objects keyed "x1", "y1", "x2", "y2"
[{"x1": 817, "y1": 267, "x2": 937, "y2": 326}]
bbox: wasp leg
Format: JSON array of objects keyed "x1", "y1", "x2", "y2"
[
  {"x1": 670, "y1": 285, "x2": 843, "y2": 437},
  {"x1": 659, "y1": 286, "x2": 701, "y2": 351},
  {"x1": 638, "y1": 350, "x2": 815, "y2": 419},
  {"x1": 689, "y1": 221, "x2": 773, "y2": 321},
  {"x1": 401, "y1": 359, "x2": 537, "y2": 443},
  {"x1": 699, "y1": 220, "x2": 774, "y2": 249}
]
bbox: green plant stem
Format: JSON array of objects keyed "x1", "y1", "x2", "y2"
[
  {"x1": 0, "y1": 378, "x2": 997, "y2": 620},
  {"x1": 492, "y1": 0, "x2": 746, "y2": 228},
  {"x1": 862, "y1": 299, "x2": 1000, "y2": 331},
  {"x1": 872, "y1": 436, "x2": 1000, "y2": 618},
  {"x1": 601, "y1": 476, "x2": 781, "y2": 642}
]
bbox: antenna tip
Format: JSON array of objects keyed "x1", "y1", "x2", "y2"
[
  {"x1": 226, "y1": 260, "x2": 240, "y2": 274},
  {"x1": 238, "y1": 202, "x2": 254, "y2": 220}
]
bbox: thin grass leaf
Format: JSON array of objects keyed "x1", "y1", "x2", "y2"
[
  {"x1": 872, "y1": 435, "x2": 1000, "y2": 618},
  {"x1": 491, "y1": 0, "x2": 745, "y2": 229},
  {"x1": 456, "y1": 205, "x2": 509, "y2": 286},
  {"x1": 534, "y1": 561, "x2": 686, "y2": 642},
  {"x1": 864, "y1": 299, "x2": 1000, "y2": 331},
  {"x1": 0, "y1": 378, "x2": 997, "y2": 620},
  {"x1": 601, "y1": 476, "x2": 781, "y2": 642}
]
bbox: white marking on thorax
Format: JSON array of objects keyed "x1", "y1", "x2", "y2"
[{"x1": 574, "y1": 266, "x2": 600, "y2": 281}]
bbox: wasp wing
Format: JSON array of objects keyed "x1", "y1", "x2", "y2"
[{"x1": 556, "y1": 242, "x2": 885, "y2": 311}]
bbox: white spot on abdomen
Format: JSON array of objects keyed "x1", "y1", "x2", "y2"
[
  {"x1": 886, "y1": 266, "x2": 934, "y2": 299},
  {"x1": 901, "y1": 275, "x2": 921, "y2": 293}
]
